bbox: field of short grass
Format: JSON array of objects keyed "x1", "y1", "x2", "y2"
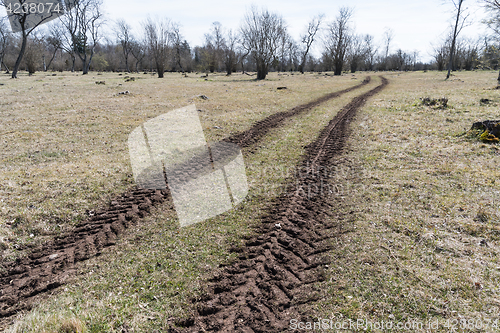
[
  {"x1": 3, "y1": 70, "x2": 500, "y2": 332},
  {"x1": 304, "y1": 71, "x2": 500, "y2": 332},
  {"x1": 0, "y1": 70, "x2": 376, "y2": 331},
  {"x1": 0, "y1": 70, "x2": 364, "y2": 260}
]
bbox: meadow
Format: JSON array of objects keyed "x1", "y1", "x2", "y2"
[{"x1": 1, "y1": 70, "x2": 499, "y2": 332}]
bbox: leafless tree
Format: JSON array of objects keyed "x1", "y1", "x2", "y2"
[
  {"x1": 383, "y1": 28, "x2": 394, "y2": 59},
  {"x1": 223, "y1": 28, "x2": 238, "y2": 75},
  {"x1": 298, "y1": 14, "x2": 323, "y2": 74},
  {"x1": 23, "y1": 31, "x2": 43, "y2": 74},
  {"x1": 0, "y1": 0, "x2": 64, "y2": 77},
  {"x1": 363, "y1": 34, "x2": 377, "y2": 70},
  {"x1": 240, "y1": 6, "x2": 287, "y2": 80},
  {"x1": 278, "y1": 31, "x2": 292, "y2": 72},
  {"x1": 114, "y1": 19, "x2": 133, "y2": 72},
  {"x1": 60, "y1": 0, "x2": 104, "y2": 74},
  {"x1": 446, "y1": 0, "x2": 468, "y2": 80},
  {"x1": 433, "y1": 42, "x2": 449, "y2": 71},
  {"x1": 0, "y1": 17, "x2": 12, "y2": 72},
  {"x1": 129, "y1": 39, "x2": 145, "y2": 72},
  {"x1": 56, "y1": 14, "x2": 77, "y2": 71},
  {"x1": 348, "y1": 34, "x2": 364, "y2": 73},
  {"x1": 410, "y1": 50, "x2": 420, "y2": 70},
  {"x1": 287, "y1": 39, "x2": 299, "y2": 71},
  {"x1": 45, "y1": 21, "x2": 63, "y2": 71},
  {"x1": 378, "y1": 28, "x2": 394, "y2": 70},
  {"x1": 325, "y1": 7, "x2": 353, "y2": 75},
  {"x1": 143, "y1": 16, "x2": 172, "y2": 78},
  {"x1": 482, "y1": 0, "x2": 500, "y2": 83},
  {"x1": 171, "y1": 22, "x2": 185, "y2": 73},
  {"x1": 204, "y1": 21, "x2": 224, "y2": 73}
]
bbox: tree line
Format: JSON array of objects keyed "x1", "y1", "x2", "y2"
[{"x1": 1, "y1": 1, "x2": 500, "y2": 80}]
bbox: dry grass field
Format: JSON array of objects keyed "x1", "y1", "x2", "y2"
[{"x1": 1, "y1": 70, "x2": 500, "y2": 332}]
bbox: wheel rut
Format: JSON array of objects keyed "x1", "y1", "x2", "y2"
[
  {"x1": 0, "y1": 76, "x2": 376, "y2": 322},
  {"x1": 171, "y1": 76, "x2": 389, "y2": 332}
]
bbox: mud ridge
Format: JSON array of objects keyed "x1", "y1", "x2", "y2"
[
  {"x1": 171, "y1": 76, "x2": 389, "y2": 332},
  {"x1": 0, "y1": 76, "x2": 373, "y2": 321}
]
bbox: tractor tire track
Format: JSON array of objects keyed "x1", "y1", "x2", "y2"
[
  {"x1": 0, "y1": 76, "x2": 373, "y2": 320},
  {"x1": 225, "y1": 76, "x2": 370, "y2": 148},
  {"x1": 171, "y1": 76, "x2": 389, "y2": 332}
]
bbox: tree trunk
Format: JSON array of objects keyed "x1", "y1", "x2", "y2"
[
  {"x1": 446, "y1": 0, "x2": 463, "y2": 80},
  {"x1": 334, "y1": 59, "x2": 343, "y2": 76},
  {"x1": 156, "y1": 63, "x2": 164, "y2": 78},
  {"x1": 46, "y1": 49, "x2": 58, "y2": 71},
  {"x1": 2, "y1": 59, "x2": 9, "y2": 73},
  {"x1": 497, "y1": 70, "x2": 500, "y2": 86},
  {"x1": 81, "y1": 53, "x2": 89, "y2": 74},
  {"x1": 299, "y1": 57, "x2": 306, "y2": 74},
  {"x1": 12, "y1": 30, "x2": 28, "y2": 79},
  {"x1": 84, "y1": 50, "x2": 94, "y2": 74},
  {"x1": 124, "y1": 54, "x2": 129, "y2": 72},
  {"x1": 256, "y1": 59, "x2": 267, "y2": 80}
]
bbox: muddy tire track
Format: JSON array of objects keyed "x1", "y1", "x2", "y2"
[
  {"x1": 171, "y1": 76, "x2": 389, "y2": 332},
  {"x1": 0, "y1": 76, "x2": 373, "y2": 320},
  {"x1": 225, "y1": 76, "x2": 370, "y2": 148}
]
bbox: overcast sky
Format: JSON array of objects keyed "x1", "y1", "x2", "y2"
[
  {"x1": 3, "y1": 0, "x2": 493, "y2": 63},
  {"x1": 100, "y1": 0, "x2": 491, "y2": 63}
]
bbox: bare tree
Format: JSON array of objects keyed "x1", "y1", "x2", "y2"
[
  {"x1": 363, "y1": 34, "x2": 377, "y2": 70},
  {"x1": 433, "y1": 43, "x2": 449, "y2": 71},
  {"x1": 383, "y1": 28, "x2": 394, "y2": 59},
  {"x1": 0, "y1": 17, "x2": 12, "y2": 73},
  {"x1": 298, "y1": 14, "x2": 323, "y2": 74},
  {"x1": 45, "y1": 22, "x2": 63, "y2": 71},
  {"x1": 57, "y1": 12, "x2": 77, "y2": 71},
  {"x1": 348, "y1": 34, "x2": 364, "y2": 73},
  {"x1": 482, "y1": 0, "x2": 500, "y2": 83},
  {"x1": 325, "y1": 7, "x2": 353, "y2": 75},
  {"x1": 171, "y1": 22, "x2": 185, "y2": 73},
  {"x1": 223, "y1": 28, "x2": 238, "y2": 75},
  {"x1": 446, "y1": 0, "x2": 468, "y2": 80},
  {"x1": 0, "y1": 0, "x2": 64, "y2": 78},
  {"x1": 114, "y1": 19, "x2": 133, "y2": 72},
  {"x1": 278, "y1": 31, "x2": 291, "y2": 72},
  {"x1": 143, "y1": 16, "x2": 172, "y2": 78},
  {"x1": 240, "y1": 6, "x2": 287, "y2": 80},
  {"x1": 23, "y1": 31, "x2": 43, "y2": 74},
  {"x1": 204, "y1": 21, "x2": 224, "y2": 73},
  {"x1": 379, "y1": 28, "x2": 394, "y2": 70},
  {"x1": 60, "y1": 0, "x2": 104, "y2": 74},
  {"x1": 129, "y1": 39, "x2": 146, "y2": 72},
  {"x1": 287, "y1": 38, "x2": 299, "y2": 71}
]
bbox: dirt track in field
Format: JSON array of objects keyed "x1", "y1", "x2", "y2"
[
  {"x1": 0, "y1": 77, "x2": 373, "y2": 322},
  {"x1": 172, "y1": 76, "x2": 389, "y2": 332},
  {"x1": 224, "y1": 76, "x2": 371, "y2": 148}
]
